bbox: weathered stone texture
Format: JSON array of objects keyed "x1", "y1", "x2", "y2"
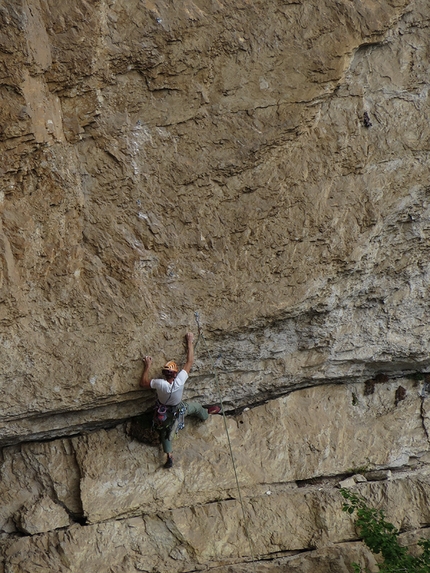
[
  {"x1": 0, "y1": 0, "x2": 429, "y2": 440},
  {"x1": 0, "y1": 438, "x2": 82, "y2": 534},
  {"x1": 1, "y1": 478, "x2": 430, "y2": 572},
  {"x1": 0, "y1": 379, "x2": 429, "y2": 571},
  {"x1": 1, "y1": 0, "x2": 430, "y2": 571},
  {"x1": 75, "y1": 378, "x2": 428, "y2": 523},
  {"x1": 14, "y1": 495, "x2": 70, "y2": 535}
]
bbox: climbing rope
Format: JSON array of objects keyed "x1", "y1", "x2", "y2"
[{"x1": 194, "y1": 311, "x2": 258, "y2": 571}]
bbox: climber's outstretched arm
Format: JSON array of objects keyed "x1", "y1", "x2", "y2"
[
  {"x1": 140, "y1": 356, "x2": 152, "y2": 388},
  {"x1": 183, "y1": 332, "x2": 194, "y2": 374}
]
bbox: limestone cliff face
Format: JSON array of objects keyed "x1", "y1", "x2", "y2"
[{"x1": 1, "y1": 1, "x2": 430, "y2": 571}]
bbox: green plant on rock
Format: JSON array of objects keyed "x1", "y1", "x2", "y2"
[{"x1": 340, "y1": 488, "x2": 430, "y2": 573}]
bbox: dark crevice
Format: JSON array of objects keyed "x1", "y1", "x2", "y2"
[
  {"x1": 296, "y1": 474, "x2": 351, "y2": 488},
  {"x1": 0, "y1": 417, "x2": 127, "y2": 449},
  {"x1": 71, "y1": 515, "x2": 88, "y2": 526},
  {"x1": 65, "y1": 440, "x2": 85, "y2": 523},
  {"x1": 2, "y1": 372, "x2": 430, "y2": 450},
  {"x1": 420, "y1": 392, "x2": 430, "y2": 441}
]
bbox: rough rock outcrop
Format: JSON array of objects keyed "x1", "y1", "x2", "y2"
[
  {"x1": 1, "y1": 0, "x2": 430, "y2": 571},
  {"x1": 1, "y1": 0, "x2": 430, "y2": 441},
  {"x1": 1, "y1": 379, "x2": 430, "y2": 571}
]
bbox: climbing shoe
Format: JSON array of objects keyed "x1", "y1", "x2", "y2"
[
  {"x1": 207, "y1": 406, "x2": 221, "y2": 415},
  {"x1": 164, "y1": 456, "x2": 173, "y2": 469}
]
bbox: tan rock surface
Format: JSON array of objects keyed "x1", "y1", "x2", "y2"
[
  {"x1": 0, "y1": 0, "x2": 429, "y2": 443},
  {"x1": 0, "y1": 378, "x2": 429, "y2": 571},
  {"x1": 14, "y1": 495, "x2": 70, "y2": 535},
  {"x1": 0, "y1": 438, "x2": 82, "y2": 534},
  {"x1": 1, "y1": 0, "x2": 430, "y2": 571},
  {"x1": 1, "y1": 475, "x2": 430, "y2": 572},
  {"x1": 75, "y1": 378, "x2": 428, "y2": 523}
]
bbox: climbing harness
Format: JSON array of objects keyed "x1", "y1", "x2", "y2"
[
  {"x1": 194, "y1": 311, "x2": 258, "y2": 572},
  {"x1": 153, "y1": 400, "x2": 186, "y2": 440}
]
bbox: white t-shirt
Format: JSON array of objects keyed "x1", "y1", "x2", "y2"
[{"x1": 150, "y1": 369, "x2": 188, "y2": 406}]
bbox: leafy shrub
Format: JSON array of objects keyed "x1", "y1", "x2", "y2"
[{"x1": 340, "y1": 488, "x2": 430, "y2": 573}]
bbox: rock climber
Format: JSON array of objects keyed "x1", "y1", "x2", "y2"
[{"x1": 140, "y1": 332, "x2": 220, "y2": 468}]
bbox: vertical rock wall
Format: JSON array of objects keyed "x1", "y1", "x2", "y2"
[{"x1": 0, "y1": 0, "x2": 430, "y2": 571}]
